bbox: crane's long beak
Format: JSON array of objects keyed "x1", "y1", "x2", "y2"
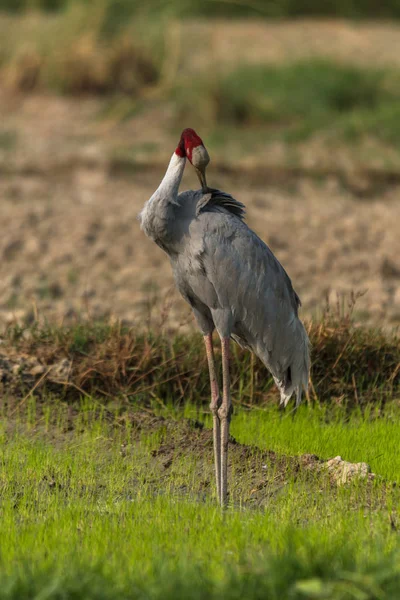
[{"x1": 195, "y1": 167, "x2": 208, "y2": 193}]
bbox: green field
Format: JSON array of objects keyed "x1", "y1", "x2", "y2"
[
  {"x1": 1, "y1": 317, "x2": 400, "y2": 599},
  {"x1": 1, "y1": 2, "x2": 400, "y2": 597},
  {"x1": 1, "y1": 397, "x2": 400, "y2": 599}
]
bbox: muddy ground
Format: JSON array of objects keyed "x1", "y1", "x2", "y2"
[{"x1": 137, "y1": 416, "x2": 378, "y2": 506}]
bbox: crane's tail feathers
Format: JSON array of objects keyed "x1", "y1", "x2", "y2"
[{"x1": 276, "y1": 322, "x2": 310, "y2": 409}]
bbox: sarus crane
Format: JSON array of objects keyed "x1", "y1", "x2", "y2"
[{"x1": 139, "y1": 128, "x2": 310, "y2": 506}]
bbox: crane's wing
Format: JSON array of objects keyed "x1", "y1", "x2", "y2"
[
  {"x1": 170, "y1": 190, "x2": 309, "y2": 406},
  {"x1": 196, "y1": 188, "x2": 246, "y2": 221},
  {"x1": 182, "y1": 210, "x2": 309, "y2": 404},
  {"x1": 197, "y1": 212, "x2": 300, "y2": 316}
]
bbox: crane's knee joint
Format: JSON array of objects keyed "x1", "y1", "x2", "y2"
[
  {"x1": 218, "y1": 404, "x2": 233, "y2": 421},
  {"x1": 210, "y1": 395, "x2": 222, "y2": 414}
]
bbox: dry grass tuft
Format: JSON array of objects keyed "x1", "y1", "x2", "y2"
[
  {"x1": 2, "y1": 306, "x2": 399, "y2": 408},
  {"x1": 0, "y1": 8, "x2": 162, "y2": 95},
  {"x1": 4, "y1": 38, "x2": 160, "y2": 95}
]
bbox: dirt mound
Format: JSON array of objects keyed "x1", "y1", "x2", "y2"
[{"x1": 128, "y1": 416, "x2": 377, "y2": 507}]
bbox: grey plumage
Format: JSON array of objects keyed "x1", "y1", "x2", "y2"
[
  {"x1": 140, "y1": 173, "x2": 310, "y2": 407},
  {"x1": 140, "y1": 135, "x2": 310, "y2": 506}
]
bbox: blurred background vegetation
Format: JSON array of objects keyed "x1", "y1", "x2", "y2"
[
  {"x1": 1, "y1": 0, "x2": 400, "y2": 168},
  {"x1": 1, "y1": 3, "x2": 400, "y2": 339},
  {"x1": 2, "y1": 0, "x2": 400, "y2": 19}
]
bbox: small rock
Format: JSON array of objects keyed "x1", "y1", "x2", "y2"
[{"x1": 325, "y1": 455, "x2": 372, "y2": 485}]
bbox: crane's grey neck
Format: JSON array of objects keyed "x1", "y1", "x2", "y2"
[{"x1": 139, "y1": 152, "x2": 186, "y2": 246}]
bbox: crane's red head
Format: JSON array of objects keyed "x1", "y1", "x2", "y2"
[
  {"x1": 175, "y1": 128, "x2": 204, "y2": 160},
  {"x1": 175, "y1": 128, "x2": 210, "y2": 191}
]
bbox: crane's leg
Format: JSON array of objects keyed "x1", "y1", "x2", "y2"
[
  {"x1": 219, "y1": 337, "x2": 232, "y2": 507},
  {"x1": 204, "y1": 333, "x2": 222, "y2": 503}
]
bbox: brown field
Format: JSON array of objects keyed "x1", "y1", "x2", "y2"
[{"x1": 1, "y1": 18, "x2": 400, "y2": 331}]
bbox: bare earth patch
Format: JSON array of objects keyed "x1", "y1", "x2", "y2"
[
  {"x1": 143, "y1": 417, "x2": 377, "y2": 506},
  {"x1": 1, "y1": 162, "x2": 400, "y2": 329},
  {"x1": 3, "y1": 405, "x2": 378, "y2": 508},
  {"x1": 1, "y1": 19, "x2": 400, "y2": 329}
]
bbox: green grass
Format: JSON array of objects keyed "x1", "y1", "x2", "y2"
[
  {"x1": 1, "y1": 398, "x2": 400, "y2": 598},
  {"x1": 176, "y1": 60, "x2": 400, "y2": 146},
  {"x1": 230, "y1": 405, "x2": 400, "y2": 483},
  {"x1": 1, "y1": 321, "x2": 399, "y2": 595},
  {"x1": 175, "y1": 402, "x2": 400, "y2": 482}
]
